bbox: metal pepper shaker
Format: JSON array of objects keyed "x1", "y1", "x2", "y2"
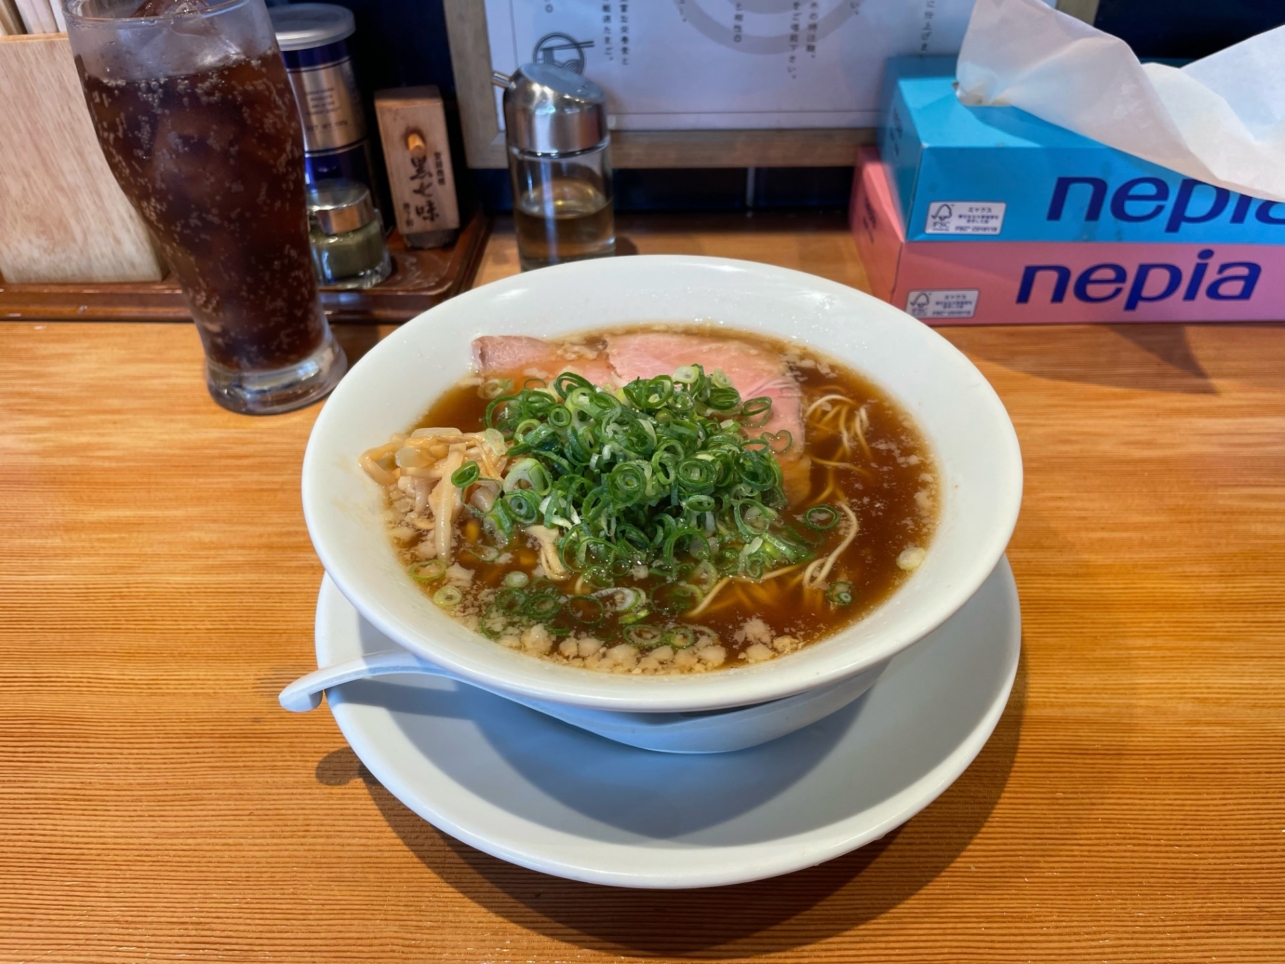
[{"x1": 492, "y1": 64, "x2": 616, "y2": 271}]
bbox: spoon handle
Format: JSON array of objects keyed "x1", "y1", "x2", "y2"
[{"x1": 278, "y1": 650, "x2": 451, "y2": 712}]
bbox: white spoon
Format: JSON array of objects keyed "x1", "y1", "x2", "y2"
[{"x1": 280, "y1": 651, "x2": 884, "y2": 754}]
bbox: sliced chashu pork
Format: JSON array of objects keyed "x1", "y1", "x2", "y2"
[
  {"x1": 472, "y1": 335, "x2": 616, "y2": 387},
  {"x1": 603, "y1": 331, "x2": 811, "y2": 502},
  {"x1": 473, "y1": 332, "x2": 812, "y2": 502}
]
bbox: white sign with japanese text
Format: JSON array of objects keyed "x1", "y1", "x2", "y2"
[{"x1": 486, "y1": 0, "x2": 977, "y2": 130}]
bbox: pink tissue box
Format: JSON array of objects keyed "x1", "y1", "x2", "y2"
[{"x1": 850, "y1": 146, "x2": 1284, "y2": 324}]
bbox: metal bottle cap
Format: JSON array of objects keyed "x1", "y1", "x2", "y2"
[
  {"x1": 492, "y1": 63, "x2": 608, "y2": 155},
  {"x1": 308, "y1": 181, "x2": 376, "y2": 236},
  {"x1": 269, "y1": 3, "x2": 356, "y2": 52}
]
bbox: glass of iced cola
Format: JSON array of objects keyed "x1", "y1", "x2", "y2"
[{"x1": 66, "y1": 0, "x2": 346, "y2": 415}]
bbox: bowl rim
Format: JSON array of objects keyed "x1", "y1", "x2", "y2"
[{"x1": 302, "y1": 254, "x2": 1023, "y2": 712}]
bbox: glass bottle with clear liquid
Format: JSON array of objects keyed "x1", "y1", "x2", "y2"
[{"x1": 494, "y1": 64, "x2": 615, "y2": 271}]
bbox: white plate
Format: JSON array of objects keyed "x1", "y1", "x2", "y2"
[{"x1": 317, "y1": 557, "x2": 1021, "y2": 889}]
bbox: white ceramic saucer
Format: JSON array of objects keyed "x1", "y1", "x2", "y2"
[{"x1": 316, "y1": 557, "x2": 1021, "y2": 889}]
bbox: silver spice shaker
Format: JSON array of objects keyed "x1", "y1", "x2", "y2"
[{"x1": 492, "y1": 64, "x2": 616, "y2": 272}]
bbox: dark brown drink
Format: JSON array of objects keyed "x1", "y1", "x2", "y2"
[{"x1": 79, "y1": 52, "x2": 324, "y2": 371}]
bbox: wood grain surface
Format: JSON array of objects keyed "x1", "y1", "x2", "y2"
[
  {"x1": 2, "y1": 217, "x2": 1283, "y2": 963},
  {"x1": 0, "y1": 35, "x2": 163, "y2": 284}
]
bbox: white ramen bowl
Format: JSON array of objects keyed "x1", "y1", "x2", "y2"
[{"x1": 302, "y1": 255, "x2": 1022, "y2": 714}]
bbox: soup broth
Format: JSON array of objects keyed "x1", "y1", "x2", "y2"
[{"x1": 369, "y1": 326, "x2": 938, "y2": 674}]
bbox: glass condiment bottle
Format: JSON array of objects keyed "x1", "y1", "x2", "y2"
[
  {"x1": 307, "y1": 180, "x2": 392, "y2": 289},
  {"x1": 492, "y1": 64, "x2": 616, "y2": 272}
]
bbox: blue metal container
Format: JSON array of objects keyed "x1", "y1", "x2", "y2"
[{"x1": 269, "y1": 3, "x2": 375, "y2": 196}]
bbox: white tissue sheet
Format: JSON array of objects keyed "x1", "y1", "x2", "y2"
[{"x1": 956, "y1": 0, "x2": 1285, "y2": 202}]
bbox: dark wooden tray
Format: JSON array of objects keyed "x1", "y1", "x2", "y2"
[{"x1": 0, "y1": 211, "x2": 490, "y2": 324}]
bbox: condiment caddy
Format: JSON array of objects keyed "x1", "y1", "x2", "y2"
[{"x1": 0, "y1": 213, "x2": 490, "y2": 323}]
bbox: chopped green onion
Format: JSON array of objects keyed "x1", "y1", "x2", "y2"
[
  {"x1": 482, "y1": 500, "x2": 516, "y2": 543},
  {"x1": 653, "y1": 582, "x2": 702, "y2": 615},
  {"x1": 494, "y1": 586, "x2": 527, "y2": 615},
  {"x1": 451, "y1": 461, "x2": 480, "y2": 487},
  {"x1": 479, "y1": 428, "x2": 507, "y2": 459},
  {"x1": 553, "y1": 372, "x2": 593, "y2": 399},
  {"x1": 523, "y1": 592, "x2": 564, "y2": 619},
  {"x1": 803, "y1": 505, "x2": 841, "y2": 531},
  {"x1": 763, "y1": 430, "x2": 793, "y2": 454},
  {"x1": 462, "y1": 543, "x2": 499, "y2": 562},
  {"x1": 706, "y1": 386, "x2": 740, "y2": 411},
  {"x1": 760, "y1": 530, "x2": 812, "y2": 564},
  {"x1": 503, "y1": 571, "x2": 529, "y2": 588},
  {"x1": 503, "y1": 488, "x2": 541, "y2": 525},
  {"x1": 595, "y1": 586, "x2": 647, "y2": 613},
  {"x1": 672, "y1": 365, "x2": 700, "y2": 385},
  {"x1": 689, "y1": 560, "x2": 719, "y2": 592},
  {"x1": 608, "y1": 460, "x2": 652, "y2": 506},
  {"x1": 408, "y1": 559, "x2": 447, "y2": 583},
  {"x1": 482, "y1": 364, "x2": 829, "y2": 589},
  {"x1": 478, "y1": 613, "x2": 508, "y2": 639},
  {"x1": 827, "y1": 580, "x2": 854, "y2": 607},
  {"x1": 676, "y1": 458, "x2": 717, "y2": 493},
  {"x1": 432, "y1": 585, "x2": 463, "y2": 608},
  {"x1": 740, "y1": 396, "x2": 773, "y2": 419},
  {"x1": 735, "y1": 500, "x2": 776, "y2": 537},
  {"x1": 624, "y1": 624, "x2": 665, "y2": 649},
  {"x1": 664, "y1": 626, "x2": 698, "y2": 650}
]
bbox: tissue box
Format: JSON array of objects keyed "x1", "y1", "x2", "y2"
[
  {"x1": 851, "y1": 147, "x2": 1285, "y2": 324},
  {"x1": 880, "y1": 57, "x2": 1285, "y2": 245}
]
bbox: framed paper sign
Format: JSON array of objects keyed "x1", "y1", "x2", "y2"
[{"x1": 445, "y1": 0, "x2": 1098, "y2": 169}]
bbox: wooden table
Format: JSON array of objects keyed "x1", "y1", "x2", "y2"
[{"x1": 3, "y1": 213, "x2": 1283, "y2": 963}]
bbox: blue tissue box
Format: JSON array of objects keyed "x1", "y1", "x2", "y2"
[{"x1": 879, "y1": 57, "x2": 1285, "y2": 244}]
